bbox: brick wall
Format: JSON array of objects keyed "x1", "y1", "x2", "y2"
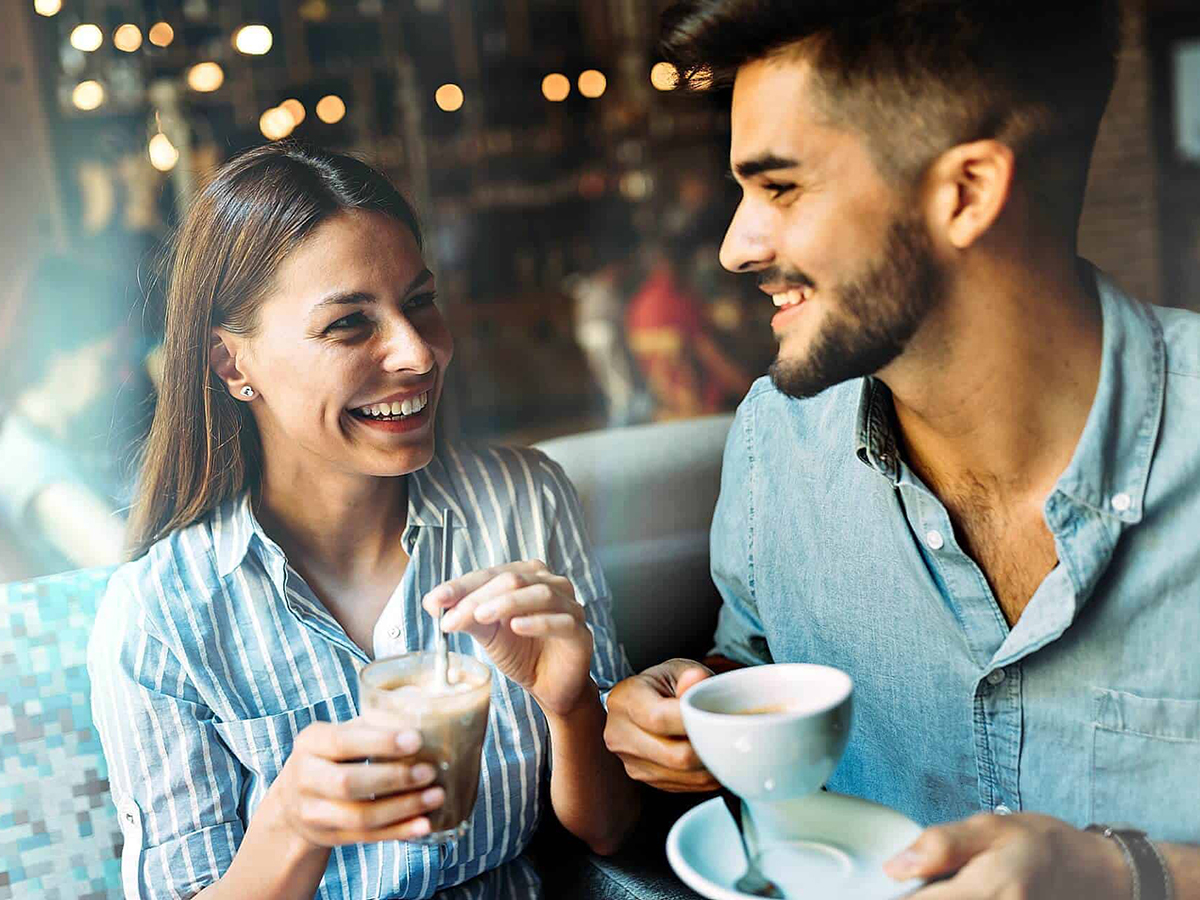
[{"x1": 1078, "y1": 0, "x2": 1163, "y2": 305}]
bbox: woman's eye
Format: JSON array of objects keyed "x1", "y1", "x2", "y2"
[{"x1": 327, "y1": 311, "x2": 369, "y2": 331}]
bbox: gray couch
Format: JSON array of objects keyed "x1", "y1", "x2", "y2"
[{"x1": 0, "y1": 413, "x2": 733, "y2": 899}]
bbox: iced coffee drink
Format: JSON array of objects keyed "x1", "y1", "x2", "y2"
[{"x1": 359, "y1": 651, "x2": 492, "y2": 842}]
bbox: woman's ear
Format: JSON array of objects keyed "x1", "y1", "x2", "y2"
[{"x1": 209, "y1": 329, "x2": 254, "y2": 400}]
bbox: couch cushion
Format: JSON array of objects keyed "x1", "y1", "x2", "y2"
[{"x1": 0, "y1": 568, "x2": 121, "y2": 900}]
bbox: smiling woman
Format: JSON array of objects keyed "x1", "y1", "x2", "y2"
[{"x1": 88, "y1": 143, "x2": 640, "y2": 900}]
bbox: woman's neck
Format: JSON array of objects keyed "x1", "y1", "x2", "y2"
[{"x1": 254, "y1": 467, "x2": 410, "y2": 585}]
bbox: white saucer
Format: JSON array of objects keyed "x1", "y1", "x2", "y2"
[{"x1": 666, "y1": 792, "x2": 925, "y2": 900}]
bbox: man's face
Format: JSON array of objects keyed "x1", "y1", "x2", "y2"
[{"x1": 721, "y1": 55, "x2": 944, "y2": 399}]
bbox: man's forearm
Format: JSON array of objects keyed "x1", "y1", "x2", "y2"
[{"x1": 546, "y1": 682, "x2": 641, "y2": 855}]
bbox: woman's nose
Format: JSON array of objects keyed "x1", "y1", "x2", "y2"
[{"x1": 719, "y1": 199, "x2": 775, "y2": 274}]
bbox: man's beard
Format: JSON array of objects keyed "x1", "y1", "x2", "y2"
[{"x1": 769, "y1": 212, "x2": 943, "y2": 400}]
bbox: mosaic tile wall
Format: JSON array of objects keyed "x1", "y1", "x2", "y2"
[{"x1": 0, "y1": 567, "x2": 122, "y2": 899}]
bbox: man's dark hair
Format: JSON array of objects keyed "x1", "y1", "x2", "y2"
[{"x1": 660, "y1": 0, "x2": 1122, "y2": 244}]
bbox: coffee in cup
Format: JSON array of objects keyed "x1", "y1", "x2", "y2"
[
  {"x1": 679, "y1": 663, "x2": 852, "y2": 842},
  {"x1": 359, "y1": 651, "x2": 492, "y2": 842}
]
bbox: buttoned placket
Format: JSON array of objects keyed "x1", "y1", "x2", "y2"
[{"x1": 892, "y1": 467, "x2": 1024, "y2": 814}]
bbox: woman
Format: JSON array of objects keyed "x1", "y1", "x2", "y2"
[{"x1": 87, "y1": 143, "x2": 640, "y2": 900}]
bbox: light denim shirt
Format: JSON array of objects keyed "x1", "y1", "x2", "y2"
[
  {"x1": 710, "y1": 265, "x2": 1200, "y2": 842},
  {"x1": 88, "y1": 444, "x2": 630, "y2": 900}
]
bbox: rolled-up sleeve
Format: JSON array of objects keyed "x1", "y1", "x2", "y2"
[
  {"x1": 87, "y1": 567, "x2": 245, "y2": 900},
  {"x1": 537, "y1": 454, "x2": 632, "y2": 693},
  {"x1": 710, "y1": 399, "x2": 773, "y2": 667}
]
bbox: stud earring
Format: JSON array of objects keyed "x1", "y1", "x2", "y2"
[{"x1": 239, "y1": 386, "x2": 255, "y2": 399}]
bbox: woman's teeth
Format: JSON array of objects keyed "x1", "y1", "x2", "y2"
[
  {"x1": 772, "y1": 287, "x2": 812, "y2": 308},
  {"x1": 354, "y1": 391, "x2": 429, "y2": 419}
]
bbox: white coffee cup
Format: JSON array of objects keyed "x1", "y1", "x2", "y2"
[{"x1": 680, "y1": 663, "x2": 853, "y2": 840}]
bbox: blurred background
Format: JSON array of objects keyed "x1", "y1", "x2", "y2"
[{"x1": 0, "y1": 0, "x2": 1198, "y2": 581}]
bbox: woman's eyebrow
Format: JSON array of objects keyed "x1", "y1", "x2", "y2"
[{"x1": 312, "y1": 268, "x2": 434, "y2": 310}]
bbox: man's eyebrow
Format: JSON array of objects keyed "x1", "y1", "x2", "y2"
[
  {"x1": 312, "y1": 268, "x2": 434, "y2": 310},
  {"x1": 733, "y1": 154, "x2": 801, "y2": 180}
]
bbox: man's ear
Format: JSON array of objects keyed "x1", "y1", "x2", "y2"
[
  {"x1": 926, "y1": 139, "x2": 1015, "y2": 251},
  {"x1": 209, "y1": 329, "x2": 253, "y2": 399}
]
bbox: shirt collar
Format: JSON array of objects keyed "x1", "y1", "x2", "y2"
[
  {"x1": 212, "y1": 451, "x2": 470, "y2": 579},
  {"x1": 1051, "y1": 265, "x2": 1164, "y2": 524},
  {"x1": 851, "y1": 263, "x2": 1166, "y2": 525},
  {"x1": 854, "y1": 376, "x2": 901, "y2": 483}
]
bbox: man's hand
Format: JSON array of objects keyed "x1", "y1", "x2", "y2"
[
  {"x1": 603, "y1": 658, "x2": 720, "y2": 793},
  {"x1": 885, "y1": 812, "x2": 1131, "y2": 899}
]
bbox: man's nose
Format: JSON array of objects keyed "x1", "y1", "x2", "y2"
[
  {"x1": 719, "y1": 200, "x2": 774, "y2": 274},
  {"x1": 380, "y1": 318, "x2": 436, "y2": 373}
]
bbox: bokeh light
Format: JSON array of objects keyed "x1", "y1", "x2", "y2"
[
  {"x1": 260, "y1": 107, "x2": 295, "y2": 140},
  {"x1": 541, "y1": 73, "x2": 570, "y2": 102},
  {"x1": 315, "y1": 94, "x2": 346, "y2": 123},
  {"x1": 578, "y1": 70, "x2": 607, "y2": 99},
  {"x1": 113, "y1": 24, "x2": 143, "y2": 52},
  {"x1": 650, "y1": 62, "x2": 678, "y2": 91},
  {"x1": 148, "y1": 22, "x2": 175, "y2": 47},
  {"x1": 33, "y1": 0, "x2": 62, "y2": 16},
  {"x1": 234, "y1": 24, "x2": 273, "y2": 56},
  {"x1": 435, "y1": 83, "x2": 464, "y2": 112},
  {"x1": 148, "y1": 133, "x2": 179, "y2": 172},
  {"x1": 280, "y1": 98, "x2": 306, "y2": 126},
  {"x1": 187, "y1": 62, "x2": 224, "y2": 92},
  {"x1": 71, "y1": 80, "x2": 105, "y2": 111},
  {"x1": 70, "y1": 24, "x2": 104, "y2": 53}
]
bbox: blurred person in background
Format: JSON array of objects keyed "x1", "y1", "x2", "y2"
[
  {"x1": 87, "y1": 143, "x2": 639, "y2": 900},
  {"x1": 564, "y1": 217, "x2": 652, "y2": 428},
  {"x1": 625, "y1": 227, "x2": 755, "y2": 420},
  {"x1": 0, "y1": 257, "x2": 153, "y2": 575}
]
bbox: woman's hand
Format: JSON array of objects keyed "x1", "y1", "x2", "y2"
[
  {"x1": 423, "y1": 560, "x2": 594, "y2": 717},
  {"x1": 268, "y1": 719, "x2": 446, "y2": 849}
]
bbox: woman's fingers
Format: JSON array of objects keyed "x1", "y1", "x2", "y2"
[
  {"x1": 473, "y1": 583, "x2": 580, "y2": 624},
  {"x1": 295, "y1": 720, "x2": 422, "y2": 762},
  {"x1": 422, "y1": 560, "x2": 549, "y2": 617},
  {"x1": 510, "y1": 613, "x2": 585, "y2": 638},
  {"x1": 300, "y1": 755, "x2": 438, "y2": 801},
  {"x1": 297, "y1": 785, "x2": 445, "y2": 834}
]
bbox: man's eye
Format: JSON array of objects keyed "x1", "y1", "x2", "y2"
[
  {"x1": 327, "y1": 311, "x2": 369, "y2": 331},
  {"x1": 405, "y1": 291, "x2": 438, "y2": 311},
  {"x1": 763, "y1": 182, "x2": 795, "y2": 198}
]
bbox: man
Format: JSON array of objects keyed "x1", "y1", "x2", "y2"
[{"x1": 604, "y1": 2, "x2": 1200, "y2": 897}]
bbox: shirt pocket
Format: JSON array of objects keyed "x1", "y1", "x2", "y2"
[
  {"x1": 1090, "y1": 688, "x2": 1200, "y2": 842},
  {"x1": 214, "y1": 692, "x2": 357, "y2": 784}
]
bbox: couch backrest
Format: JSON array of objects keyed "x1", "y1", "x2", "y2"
[
  {"x1": 0, "y1": 566, "x2": 122, "y2": 900},
  {"x1": 536, "y1": 413, "x2": 731, "y2": 672}
]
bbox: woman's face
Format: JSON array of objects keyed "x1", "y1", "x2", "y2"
[{"x1": 224, "y1": 209, "x2": 453, "y2": 481}]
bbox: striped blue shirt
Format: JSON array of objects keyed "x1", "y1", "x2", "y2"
[{"x1": 87, "y1": 444, "x2": 630, "y2": 900}]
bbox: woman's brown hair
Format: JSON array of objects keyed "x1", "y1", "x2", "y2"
[{"x1": 127, "y1": 142, "x2": 422, "y2": 558}]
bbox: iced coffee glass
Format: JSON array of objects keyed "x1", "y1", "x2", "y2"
[{"x1": 359, "y1": 651, "x2": 492, "y2": 843}]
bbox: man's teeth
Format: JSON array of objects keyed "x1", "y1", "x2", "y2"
[
  {"x1": 355, "y1": 392, "x2": 430, "y2": 418},
  {"x1": 772, "y1": 287, "x2": 812, "y2": 308}
]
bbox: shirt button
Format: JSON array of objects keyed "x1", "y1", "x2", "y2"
[
  {"x1": 994, "y1": 804, "x2": 1013, "y2": 816},
  {"x1": 925, "y1": 530, "x2": 945, "y2": 550},
  {"x1": 387, "y1": 626, "x2": 401, "y2": 639},
  {"x1": 1111, "y1": 492, "x2": 1132, "y2": 513},
  {"x1": 987, "y1": 669, "x2": 1006, "y2": 686}
]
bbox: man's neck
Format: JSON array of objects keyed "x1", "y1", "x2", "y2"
[{"x1": 882, "y1": 257, "x2": 1103, "y2": 503}]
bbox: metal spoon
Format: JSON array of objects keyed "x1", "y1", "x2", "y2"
[
  {"x1": 433, "y1": 507, "x2": 454, "y2": 686},
  {"x1": 719, "y1": 788, "x2": 784, "y2": 898}
]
